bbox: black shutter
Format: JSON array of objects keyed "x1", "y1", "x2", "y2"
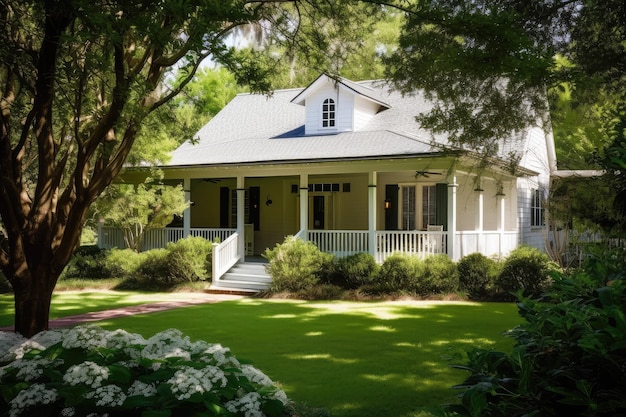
[
  {"x1": 219, "y1": 187, "x2": 229, "y2": 228},
  {"x1": 385, "y1": 184, "x2": 399, "y2": 230},
  {"x1": 435, "y1": 183, "x2": 448, "y2": 231}
]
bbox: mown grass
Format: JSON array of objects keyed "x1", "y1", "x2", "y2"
[
  {"x1": 0, "y1": 291, "x2": 207, "y2": 328},
  {"x1": 0, "y1": 291, "x2": 522, "y2": 416},
  {"x1": 93, "y1": 298, "x2": 522, "y2": 417}
]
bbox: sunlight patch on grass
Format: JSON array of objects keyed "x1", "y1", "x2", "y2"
[
  {"x1": 395, "y1": 342, "x2": 422, "y2": 348},
  {"x1": 284, "y1": 353, "x2": 359, "y2": 364},
  {"x1": 264, "y1": 314, "x2": 298, "y2": 319},
  {"x1": 305, "y1": 331, "x2": 324, "y2": 336},
  {"x1": 302, "y1": 301, "x2": 423, "y2": 320},
  {"x1": 370, "y1": 325, "x2": 396, "y2": 332},
  {"x1": 454, "y1": 337, "x2": 497, "y2": 346}
]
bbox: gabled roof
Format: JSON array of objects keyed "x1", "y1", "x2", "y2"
[
  {"x1": 167, "y1": 76, "x2": 538, "y2": 172},
  {"x1": 290, "y1": 73, "x2": 391, "y2": 109}
]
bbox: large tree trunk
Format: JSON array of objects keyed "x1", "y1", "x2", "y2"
[{"x1": 13, "y1": 278, "x2": 55, "y2": 338}]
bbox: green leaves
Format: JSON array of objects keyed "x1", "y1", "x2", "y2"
[{"x1": 444, "y1": 262, "x2": 626, "y2": 417}]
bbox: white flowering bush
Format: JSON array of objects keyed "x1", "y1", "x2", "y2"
[{"x1": 0, "y1": 326, "x2": 291, "y2": 417}]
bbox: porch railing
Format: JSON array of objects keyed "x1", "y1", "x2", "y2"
[
  {"x1": 212, "y1": 232, "x2": 240, "y2": 283},
  {"x1": 375, "y1": 230, "x2": 447, "y2": 263},
  {"x1": 98, "y1": 227, "x2": 236, "y2": 250},
  {"x1": 455, "y1": 231, "x2": 518, "y2": 259},
  {"x1": 307, "y1": 230, "x2": 369, "y2": 257}
]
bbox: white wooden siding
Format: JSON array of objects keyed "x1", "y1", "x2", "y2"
[{"x1": 353, "y1": 96, "x2": 379, "y2": 131}]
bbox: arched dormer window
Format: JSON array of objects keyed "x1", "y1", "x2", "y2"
[{"x1": 322, "y1": 98, "x2": 335, "y2": 128}]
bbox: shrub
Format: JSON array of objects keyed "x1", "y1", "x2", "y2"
[
  {"x1": 457, "y1": 253, "x2": 499, "y2": 300},
  {"x1": 124, "y1": 237, "x2": 213, "y2": 289},
  {"x1": 103, "y1": 248, "x2": 145, "y2": 278},
  {"x1": 165, "y1": 236, "x2": 214, "y2": 280},
  {"x1": 263, "y1": 236, "x2": 334, "y2": 292},
  {"x1": 0, "y1": 325, "x2": 291, "y2": 417},
  {"x1": 445, "y1": 267, "x2": 626, "y2": 417},
  {"x1": 496, "y1": 246, "x2": 559, "y2": 300},
  {"x1": 327, "y1": 252, "x2": 378, "y2": 289},
  {"x1": 132, "y1": 248, "x2": 171, "y2": 286},
  {"x1": 421, "y1": 254, "x2": 459, "y2": 295},
  {"x1": 62, "y1": 245, "x2": 110, "y2": 279},
  {"x1": 373, "y1": 254, "x2": 424, "y2": 293}
]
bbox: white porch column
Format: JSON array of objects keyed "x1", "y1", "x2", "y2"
[
  {"x1": 447, "y1": 173, "x2": 458, "y2": 261},
  {"x1": 299, "y1": 174, "x2": 308, "y2": 239},
  {"x1": 183, "y1": 178, "x2": 191, "y2": 238},
  {"x1": 368, "y1": 171, "x2": 377, "y2": 257},
  {"x1": 236, "y1": 176, "x2": 245, "y2": 258},
  {"x1": 498, "y1": 188, "x2": 506, "y2": 257},
  {"x1": 475, "y1": 186, "x2": 484, "y2": 254}
]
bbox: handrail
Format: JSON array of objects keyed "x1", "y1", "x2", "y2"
[{"x1": 212, "y1": 232, "x2": 240, "y2": 284}]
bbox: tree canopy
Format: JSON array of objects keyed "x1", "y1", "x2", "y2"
[
  {"x1": 0, "y1": 0, "x2": 371, "y2": 336},
  {"x1": 382, "y1": 0, "x2": 625, "y2": 158}
]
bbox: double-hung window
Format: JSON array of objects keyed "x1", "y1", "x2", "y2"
[
  {"x1": 531, "y1": 189, "x2": 545, "y2": 227},
  {"x1": 322, "y1": 98, "x2": 335, "y2": 128}
]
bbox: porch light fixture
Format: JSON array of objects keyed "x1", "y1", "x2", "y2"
[
  {"x1": 265, "y1": 195, "x2": 273, "y2": 206},
  {"x1": 384, "y1": 199, "x2": 391, "y2": 209}
]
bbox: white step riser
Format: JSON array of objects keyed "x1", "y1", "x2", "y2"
[
  {"x1": 213, "y1": 279, "x2": 270, "y2": 291},
  {"x1": 210, "y1": 262, "x2": 272, "y2": 292},
  {"x1": 229, "y1": 266, "x2": 268, "y2": 274},
  {"x1": 221, "y1": 273, "x2": 272, "y2": 283}
]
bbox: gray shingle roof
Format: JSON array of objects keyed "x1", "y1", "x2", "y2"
[{"x1": 167, "y1": 79, "x2": 527, "y2": 167}]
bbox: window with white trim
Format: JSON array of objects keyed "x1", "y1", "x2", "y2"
[
  {"x1": 422, "y1": 185, "x2": 437, "y2": 228},
  {"x1": 321, "y1": 98, "x2": 335, "y2": 128},
  {"x1": 401, "y1": 186, "x2": 416, "y2": 230},
  {"x1": 531, "y1": 189, "x2": 545, "y2": 227}
]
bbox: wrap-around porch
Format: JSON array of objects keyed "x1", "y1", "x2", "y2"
[{"x1": 101, "y1": 162, "x2": 520, "y2": 286}]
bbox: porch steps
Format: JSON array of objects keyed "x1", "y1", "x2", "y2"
[{"x1": 208, "y1": 262, "x2": 272, "y2": 293}]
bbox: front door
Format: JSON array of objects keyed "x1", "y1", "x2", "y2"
[{"x1": 313, "y1": 195, "x2": 325, "y2": 229}]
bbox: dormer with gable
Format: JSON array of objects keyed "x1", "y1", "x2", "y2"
[{"x1": 290, "y1": 74, "x2": 391, "y2": 136}]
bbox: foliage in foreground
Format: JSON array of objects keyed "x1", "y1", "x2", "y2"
[
  {"x1": 445, "y1": 250, "x2": 626, "y2": 417},
  {"x1": 0, "y1": 326, "x2": 291, "y2": 417}
]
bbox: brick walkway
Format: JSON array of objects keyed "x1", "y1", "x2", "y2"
[{"x1": 1, "y1": 293, "x2": 244, "y2": 332}]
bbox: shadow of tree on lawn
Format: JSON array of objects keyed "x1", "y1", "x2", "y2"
[{"x1": 97, "y1": 299, "x2": 521, "y2": 417}]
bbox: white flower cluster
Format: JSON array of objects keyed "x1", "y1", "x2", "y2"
[
  {"x1": 85, "y1": 384, "x2": 126, "y2": 407},
  {"x1": 62, "y1": 326, "x2": 110, "y2": 350},
  {"x1": 60, "y1": 407, "x2": 75, "y2": 416},
  {"x1": 200, "y1": 343, "x2": 240, "y2": 367},
  {"x1": 13, "y1": 357, "x2": 59, "y2": 381},
  {"x1": 127, "y1": 380, "x2": 157, "y2": 397},
  {"x1": 0, "y1": 338, "x2": 46, "y2": 362},
  {"x1": 225, "y1": 392, "x2": 264, "y2": 417},
  {"x1": 240, "y1": 364, "x2": 274, "y2": 386},
  {"x1": 63, "y1": 361, "x2": 110, "y2": 388},
  {"x1": 8, "y1": 383, "x2": 58, "y2": 417},
  {"x1": 0, "y1": 325, "x2": 292, "y2": 416},
  {"x1": 167, "y1": 365, "x2": 227, "y2": 400},
  {"x1": 141, "y1": 328, "x2": 193, "y2": 361}
]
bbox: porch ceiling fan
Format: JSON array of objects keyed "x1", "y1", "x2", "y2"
[
  {"x1": 414, "y1": 170, "x2": 442, "y2": 179},
  {"x1": 202, "y1": 178, "x2": 222, "y2": 183}
]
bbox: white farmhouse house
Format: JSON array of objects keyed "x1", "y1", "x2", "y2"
[{"x1": 106, "y1": 73, "x2": 557, "y2": 291}]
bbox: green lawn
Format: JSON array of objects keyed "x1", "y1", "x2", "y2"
[
  {"x1": 0, "y1": 291, "x2": 204, "y2": 328},
  {"x1": 92, "y1": 298, "x2": 522, "y2": 417},
  {"x1": 0, "y1": 293, "x2": 522, "y2": 416}
]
